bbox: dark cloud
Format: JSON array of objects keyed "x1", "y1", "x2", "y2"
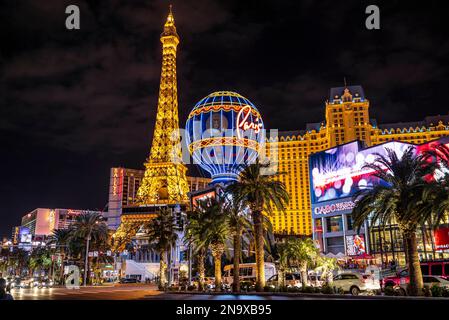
[{"x1": 0, "y1": 0, "x2": 448, "y2": 236}]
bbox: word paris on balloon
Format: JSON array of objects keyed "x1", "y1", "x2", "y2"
[{"x1": 64, "y1": 5, "x2": 380, "y2": 31}]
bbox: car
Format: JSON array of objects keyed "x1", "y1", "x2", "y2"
[
  {"x1": 381, "y1": 269, "x2": 409, "y2": 289},
  {"x1": 18, "y1": 277, "x2": 36, "y2": 289},
  {"x1": 333, "y1": 272, "x2": 381, "y2": 296},
  {"x1": 119, "y1": 277, "x2": 139, "y2": 284},
  {"x1": 34, "y1": 278, "x2": 54, "y2": 288},
  {"x1": 395, "y1": 275, "x2": 449, "y2": 295},
  {"x1": 266, "y1": 273, "x2": 302, "y2": 288},
  {"x1": 308, "y1": 274, "x2": 324, "y2": 287}
]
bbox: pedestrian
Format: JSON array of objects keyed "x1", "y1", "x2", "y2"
[{"x1": 0, "y1": 278, "x2": 14, "y2": 300}]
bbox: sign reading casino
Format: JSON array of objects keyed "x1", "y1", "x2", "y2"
[{"x1": 312, "y1": 198, "x2": 356, "y2": 218}]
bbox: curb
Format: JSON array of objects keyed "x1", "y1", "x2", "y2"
[{"x1": 164, "y1": 291, "x2": 449, "y2": 300}]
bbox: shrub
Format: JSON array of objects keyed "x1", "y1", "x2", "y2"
[
  {"x1": 320, "y1": 284, "x2": 334, "y2": 294},
  {"x1": 263, "y1": 286, "x2": 274, "y2": 292},
  {"x1": 187, "y1": 285, "x2": 196, "y2": 291},
  {"x1": 287, "y1": 286, "x2": 301, "y2": 293},
  {"x1": 384, "y1": 286, "x2": 395, "y2": 296},
  {"x1": 301, "y1": 286, "x2": 315, "y2": 293},
  {"x1": 442, "y1": 287, "x2": 449, "y2": 297},
  {"x1": 334, "y1": 287, "x2": 345, "y2": 295},
  {"x1": 423, "y1": 286, "x2": 432, "y2": 297},
  {"x1": 430, "y1": 285, "x2": 443, "y2": 297},
  {"x1": 278, "y1": 285, "x2": 288, "y2": 292}
]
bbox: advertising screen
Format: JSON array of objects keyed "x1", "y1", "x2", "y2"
[
  {"x1": 19, "y1": 227, "x2": 31, "y2": 243},
  {"x1": 310, "y1": 140, "x2": 416, "y2": 204},
  {"x1": 434, "y1": 227, "x2": 449, "y2": 251},
  {"x1": 346, "y1": 234, "x2": 366, "y2": 256}
]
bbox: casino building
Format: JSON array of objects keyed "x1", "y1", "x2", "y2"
[{"x1": 267, "y1": 85, "x2": 449, "y2": 236}]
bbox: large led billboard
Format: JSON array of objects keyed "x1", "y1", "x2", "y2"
[
  {"x1": 309, "y1": 140, "x2": 415, "y2": 204},
  {"x1": 309, "y1": 137, "x2": 449, "y2": 205}
]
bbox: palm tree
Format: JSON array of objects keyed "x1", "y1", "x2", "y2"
[
  {"x1": 224, "y1": 193, "x2": 252, "y2": 293},
  {"x1": 71, "y1": 212, "x2": 109, "y2": 285},
  {"x1": 352, "y1": 147, "x2": 437, "y2": 296},
  {"x1": 272, "y1": 241, "x2": 291, "y2": 288},
  {"x1": 201, "y1": 198, "x2": 229, "y2": 292},
  {"x1": 184, "y1": 201, "x2": 212, "y2": 291},
  {"x1": 29, "y1": 247, "x2": 52, "y2": 278},
  {"x1": 286, "y1": 237, "x2": 319, "y2": 287},
  {"x1": 228, "y1": 162, "x2": 289, "y2": 291},
  {"x1": 145, "y1": 207, "x2": 178, "y2": 287},
  {"x1": 11, "y1": 248, "x2": 29, "y2": 277},
  {"x1": 315, "y1": 256, "x2": 338, "y2": 285},
  {"x1": 48, "y1": 228, "x2": 72, "y2": 284}
]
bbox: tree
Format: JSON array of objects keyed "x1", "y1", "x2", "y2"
[
  {"x1": 71, "y1": 212, "x2": 109, "y2": 285},
  {"x1": 286, "y1": 237, "x2": 319, "y2": 287},
  {"x1": 145, "y1": 207, "x2": 178, "y2": 287},
  {"x1": 315, "y1": 256, "x2": 338, "y2": 285},
  {"x1": 202, "y1": 198, "x2": 229, "y2": 292},
  {"x1": 272, "y1": 241, "x2": 291, "y2": 288},
  {"x1": 224, "y1": 193, "x2": 252, "y2": 293},
  {"x1": 48, "y1": 229, "x2": 72, "y2": 284},
  {"x1": 184, "y1": 202, "x2": 210, "y2": 291},
  {"x1": 352, "y1": 147, "x2": 437, "y2": 296},
  {"x1": 228, "y1": 162, "x2": 289, "y2": 291},
  {"x1": 29, "y1": 247, "x2": 52, "y2": 277}
]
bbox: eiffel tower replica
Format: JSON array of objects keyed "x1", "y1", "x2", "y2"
[
  {"x1": 117, "y1": 7, "x2": 189, "y2": 229},
  {"x1": 138, "y1": 6, "x2": 189, "y2": 206}
]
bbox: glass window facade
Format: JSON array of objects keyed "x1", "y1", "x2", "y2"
[{"x1": 326, "y1": 216, "x2": 343, "y2": 233}]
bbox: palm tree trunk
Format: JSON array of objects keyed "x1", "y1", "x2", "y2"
[
  {"x1": 252, "y1": 211, "x2": 265, "y2": 291},
  {"x1": 159, "y1": 251, "x2": 167, "y2": 287},
  {"x1": 404, "y1": 231, "x2": 424, "y2": 296},
  {"x1": 233, "y1": 232, "x2": 241, "y2": 292},
  {"x1": 197, "y1": 249, "x2": 206, "y2": 291},
  {"x1": 300, "y1": 262, "x2": 308, "y2": 288},
  {"x1": 279, "y1": 268, "x2": 285, "y2": 288},
  {"x1": 213, "y1": 253, "x2": 222, "y2": 292},
  {"x1": 59, "y1": 252, "x2": 65, "y2": 285}
]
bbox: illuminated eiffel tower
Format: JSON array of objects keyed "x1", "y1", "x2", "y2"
[{"x1": 137, "y1": 6, "x2": 189, "y2": 205}]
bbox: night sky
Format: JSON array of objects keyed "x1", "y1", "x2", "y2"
[{"x1": 1, "y1": 0, "x2": 448, "y2": 237}]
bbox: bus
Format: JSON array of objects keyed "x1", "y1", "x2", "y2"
[{"x1": 223, "y1": 263, "x2": 276, "y2": 285}]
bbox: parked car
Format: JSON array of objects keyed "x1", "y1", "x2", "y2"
[
  {"x1": 394, "y1": 275, "x2": 449, "y2": 295},
  {"x1": 119, "y1": 277, "x2": 139, "y2": 284},
  {"x1": 308, "y1": 274, "x2": 324, "y2": 287},
  {"x1": 266, "y1": 273, "x2": 302, "y2": 288},
  {"x1": 333, "y1": 272, "x2": 381, "y2": 296},
  {"x1": 382, "y1": 261, "x2": 449, "y2": 289}
]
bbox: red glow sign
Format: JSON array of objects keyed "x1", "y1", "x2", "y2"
[{"x1": 434, "y1": 227, "x2": 449, "y2": 250}]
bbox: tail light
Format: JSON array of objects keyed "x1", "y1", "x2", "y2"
[{"x1": 361, "y1": 275, "x2": 369, "y2": 283}]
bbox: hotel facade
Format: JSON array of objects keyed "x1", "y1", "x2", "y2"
[{"x1": 268, "y1": 85, "x2": 449, "y2": 236}]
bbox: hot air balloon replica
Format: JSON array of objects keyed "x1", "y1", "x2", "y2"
[{"x1": 185, "y1": 91, "x2": 265, "y2": 184}]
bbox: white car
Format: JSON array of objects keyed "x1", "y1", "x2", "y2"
[
  {"x1": 333, "y1": 272, "x2": 380, "y2": 296},
  {"x1": 395, "y1": 275, "x2": 449, "y2": 295}
]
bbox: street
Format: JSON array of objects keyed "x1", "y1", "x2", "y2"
[
  {"x1": 10, "y1": 284, "x2": 445, "y2": 300},
  {"x1": 8, "y1": 284, "x2": 361, "y2": 300}
]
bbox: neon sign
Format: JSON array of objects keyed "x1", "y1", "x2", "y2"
[
  {"x1": 49, "y1": 210, "x2": 56, "y2": 231},
  {"x1": 236, "y1": 105, "x2": 263, "y2": 139},
  {"x1": 313, "y1": 200, "x2": 355, "y2": 216}
]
